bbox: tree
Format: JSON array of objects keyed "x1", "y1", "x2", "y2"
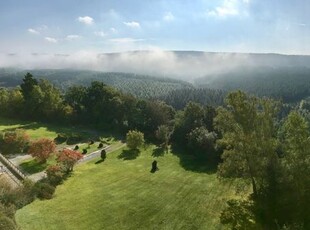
[
  {"x1": 187, "y1": 126, "x2": 217, "y2": 154},
  {"x1": 173, "y1": 102, "x2": 206, "y2": 145},
  {"x1": 126, "y1": 130, "x2": 144, "y2": 150},
  {"x1": 20, "y1": 72, "x2": 38, "y2": 101},
  {"x1": 215, "y1": 91, "x2": 287, "y2": 229},
  {"x1": 155, "y1": 125, "x2": 172, "y2": 151},
  {"x1": 56, "y1": 149, "x2": 83, "y2": 173},
  {"x1": 281, "y1": 111, "x2": 310, "y2": 227},
  {"x1": 28, "y1": 138, "x2": 56, "y2": 163},
  {"x1": 215, "y1": 91, "x2": 279, "y2": 197},
  {"x1": 0, "y1": 129, "x2": 29, "y2": 154}
]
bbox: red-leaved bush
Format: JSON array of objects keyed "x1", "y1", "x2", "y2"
[
  {"x1": 28, "y1": 138, "x2": 56, "y2": 163},
  {"x1": 56, "y1": 149, "x2": 83, "y2": 173}
]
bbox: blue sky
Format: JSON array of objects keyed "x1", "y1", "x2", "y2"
[{"x1": 0, "y1": 0, "x2": 309, "y2": 56}]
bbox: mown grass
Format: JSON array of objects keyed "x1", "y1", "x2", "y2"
[
  {"x1": 19, "y1": 155, "x2": 57, "y2": 174},
  {"x1": 0, "y1": 116, "x2": 100, "y2": 141},
  {"x1": 77, "y1": 141, "x2": 106, "y2": 155},
  {"x1": 16, "y1": 145, "x2": 245, "y2": 230}
]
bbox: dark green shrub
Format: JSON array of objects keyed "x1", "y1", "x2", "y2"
[
  {"x1": 74, "y1": 145, "x2": 79, "y2": 150},
  {"x1": 0, "y1": 214, "x2": 17, "y2": 230},
  {"x1": 46, "y1": 165, "x2": 64, "y2": 186},
  {"x1": 101, "y1": 150, "x2": 106, "y2": 160},
  {"x1": 67, "y1": 133, "x2": 82, "y2": 145},
  {"x1": 98, "y1": 143, "x2": 103, "y2": 148},
  {"x1": 34, "y1": 182, "x2": 55, "y2": 200},
  {"x1": 82, "y1": 149, "x2": 87, "y2": 154},
  {"x1": 54, "y1": 133, "x2": 68, "y2": 144}
]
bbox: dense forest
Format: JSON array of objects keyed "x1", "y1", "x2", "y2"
[
  {"x1": 0, "y1": 69, "x2": 192, "y2": 99},
  {"x1": 196, "y1": 66, "x2": 310, "y2": 103},
  {"x1": 2, "y1": 65, "x2": 310, "y2": 110},
  {"x1": 0, "y1": 72, "x2": 310, "y2": 229}
]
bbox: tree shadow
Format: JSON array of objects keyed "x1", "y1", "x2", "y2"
[
  {"x1": 152, "y1": 147, "x2": 166, "y2": 157},
  {"x1": 170, "y1": 144, "x2": 218, "y2": 174},
  {"x1": 19, "y1": 159, "x2": 47, "y2": 174},
  {"x1": 95, "y1": 159, "x2": 105, "y2": 164},
  {"x1": 117, "y1": 149, "x2": 139, "y2": 160}
]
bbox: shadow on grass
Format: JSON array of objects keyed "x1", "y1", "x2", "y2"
[
  {"x1": 152, "y1": 147, "x2": 166, "y2": 157},
  {"x1": 118, "y1": 149, "x2": 139, "y2": 160},
  {"x1": 170, "y1": 144, "x2": 218, "y2": 174},
  {"x1": 95, "y1": 159, "x2": 105, "y2": 164},
  {"x1": 19, "y1": 159, "x2": 47, "y2": 174}
]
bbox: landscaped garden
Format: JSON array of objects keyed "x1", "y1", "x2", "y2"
[{"x1": 15, "y1": 145, "x2": 245, "y2": 230}]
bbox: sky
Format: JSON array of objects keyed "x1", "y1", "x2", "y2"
[{"x1": 0, "y1": 0, "x2": 309, "y2": 71}]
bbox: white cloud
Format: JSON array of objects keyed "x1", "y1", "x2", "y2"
[
  {"x1": 109, "y1": 38, "x2": 145, "y2": 43},
  {"x1": 45, "y1": 37, "x2": 58, "y2": 43},
  {"x1": 77, "y1": 16, "x2": 94, "y2": 25},
  {"x1": 28, "y1": 28, "x2": 40, "y2": 35},
  {"x1": 163, "y1": 12, "x2": 175, "y2": 21},
  {"x1": 65, "y1": 35, "x2": 81, "y2": 41},
  {"x1": 110, "y1": 27, "x2": 118, "y2": 33},
  {"x1": 94, "y1": 31, "x2": 106, "y2": 37},
  {"x1": 207, "y1": 0, "x2": 249, "y2": 18},
  {"x1": 123, "y1": 21, "x2": 140, "y2": 28}
]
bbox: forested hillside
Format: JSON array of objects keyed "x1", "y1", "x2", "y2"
[
  {"x1": 2, "y1": 64, "x2": 310, "y2": 109},
  {"x1": 196, "y1": 66, "x2": 310, "y2": 103},
  {"x1": 0, "y1": 69, "x2": 192, "y2": 99}
]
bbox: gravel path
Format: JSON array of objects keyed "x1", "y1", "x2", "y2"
[{"x1": 6, "y1": 141, "x2": 126, "y2": 183}]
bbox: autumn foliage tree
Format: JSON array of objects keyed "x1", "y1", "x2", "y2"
[
  {"x1": 56, "y1": 149, "x2": 83, "y2": 173},
  {"x1": 0, "y1": 129, "x2": 29, "y2": 154},
  {"x1": 28, "y1": 138, "x2": 56, "y2": 163}
]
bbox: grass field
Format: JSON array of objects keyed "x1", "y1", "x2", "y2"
[
  {"x1": 0, "y1": 116, "x2": 98, "y2": 141},
  {"x1": 19, "y1": 155, "x2": 57, "y2": 174},
  {"x1": 16, "y1": 146, "x2": 245, "y2": 230}
]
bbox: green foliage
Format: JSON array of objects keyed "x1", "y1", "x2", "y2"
[
  {"x1": 126, "y1": 130, "x2": 145, "y2": 150},
  {"x1": 155, "y1": 125, "x2": 172, "y2": 150},
  {"x1": 280, "y1": 111, "x2": 310, "y2": 227},
  {"x1": 173, "y1": 102, "x2": 217, "y2": 151},
  {"x1": 197, "y1": 66, "x2": 310, "y2": 103},
  {"x1": 46, "y1": 165, "x2": 64, "y2": 186},
  {"x1": 0, "y1": 214, "x2": 17, "y2": 230},
  {"x1": 20, "y1": 72, "x2": 38, "y2": 101},
  {"x1": 220, "y1": 199, "x2": 258, "y2": 230},
  {"x1": 159, "y1": 87, "x2": 225, "y2": 109},
  {"x1": 34, "y1": 182, "x2": 55, "y2": 200},
  {"x1": 187, "y1": 126, "x2": 217, "y2": 154},
  {"x1": 215, "y1": 91, "x2": 279, "y2": 196}
]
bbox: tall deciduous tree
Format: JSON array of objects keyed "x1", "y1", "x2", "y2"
[
  {"x1": 215, "y1": 91, "x2": 279, "y2": 197},
  {"x1": 282, "y1": 111, "x2": 310, "y2": 226}
]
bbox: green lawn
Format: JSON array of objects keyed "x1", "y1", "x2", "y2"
[
  {"x1": 77, "y1": 141, "x2": 107, "y2": 155},
  {"x1": 16, "y1": 146, "x2": 245, "y2": 230},
  {"x1": 19, "y1": 155, "x2": 57, "y2": 174},
  {"x1": 0, "y1": 116, "x2": 96, "y2": 141}
]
